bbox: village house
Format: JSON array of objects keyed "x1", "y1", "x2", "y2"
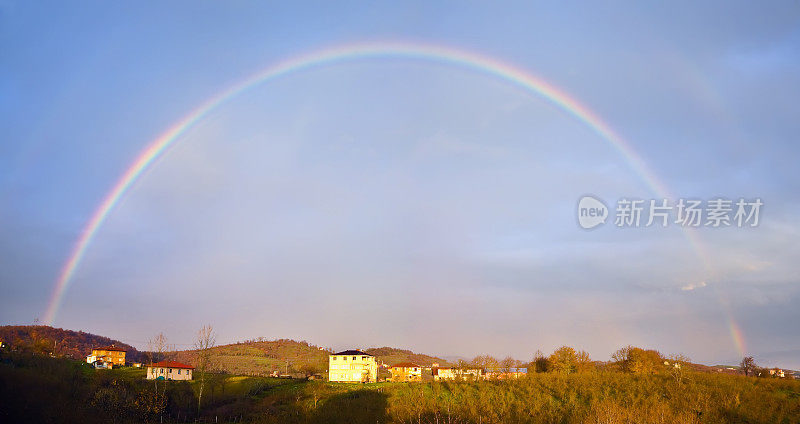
[
  {"x1": 768, "y1": 368, "x2": 786, "y2": 378},
  {"x1": 389, "y1": 362, "x2": 422, "y2": 382},
  {"x1": 485, "y1": 367, "x2": 528, "y2": 379},
  {"x1": 432, "y1": 367, "x2": 485, "y2": 381},
  {"x1": 146, "y1": 360, "x2": 194, "y2": 381},
  {"x1": 85, "y1": 345, "x2": 126, "y2": 368},
  {"x1": 328, "y1": 350, "x2": 378, "y2": 383}
]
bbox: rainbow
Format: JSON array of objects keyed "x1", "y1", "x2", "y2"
[{"x1": 42, "y1": 41, "x2": 745, "y2": 358}]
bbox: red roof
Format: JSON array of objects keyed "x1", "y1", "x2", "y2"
[
  {"x1": 93, "y1": 345, "x2": 126, "y2": 352},
  {"x1": 150, "y1": 360, "x2": 194, "y2": 370}
]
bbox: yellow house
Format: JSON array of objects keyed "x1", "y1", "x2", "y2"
[
  {"x1": 146, "y1": 360, "x2": 194, "y2": 381},
  {"x1": 328, "y1": 350, "x2": 377, "y2": 382},
  {"x1": 389, "y1": 362, "x2": 422, "y2": 382},
  {"x1": 86, "y1": 345, "x2": 126, "y2": 367}
]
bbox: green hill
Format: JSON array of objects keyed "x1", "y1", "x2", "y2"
[
  {"x1": 169, "y1": 342, "x2": 451, "y2": 376},
  {"x1": 171, "y1": 339, "x2": 331, "y2": 376}
]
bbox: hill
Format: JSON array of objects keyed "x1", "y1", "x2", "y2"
[
  {"x1": 0, "y1": 326, "x2": 451, "y2": 375},
  {"x1": 169, "y1": 342, "x2": 450, "y2": 376},
  {"x1": 0, "y1": 325, "x2": 143, "y2": 362},
  {"x1": 170, "y1": 339, "x2": 331, "y2": 376},
  {"x1": 365, "y1": 347, "x2": 450, "y2": 367}
]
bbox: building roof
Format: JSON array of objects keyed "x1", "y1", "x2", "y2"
[
  {"x1": 93, "y1": 345, "x2": 126, "y2": 352},
  {"x1": 150, "y1": 360, "x2": 194, "y2": 370},
  {"x1": 391, "y1": 362, "x2": 420, "y2": 368},
  {"x1": 332, "y1": 350, "x2": 373, "y2": 356}
]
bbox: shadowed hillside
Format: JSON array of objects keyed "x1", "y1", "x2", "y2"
[{"x1": 0, "y1": 325, "x2": 143, "y2": 362}]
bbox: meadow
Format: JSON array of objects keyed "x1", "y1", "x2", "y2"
[{"x1": 1, "y1": 349, "x2": 799, "y2": 423}]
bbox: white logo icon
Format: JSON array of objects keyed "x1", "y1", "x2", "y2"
[{"x1": 578, "y1": 195, "x2": 608, "y2": 229}]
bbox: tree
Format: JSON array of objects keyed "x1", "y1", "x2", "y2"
[
  {"x1": 469, "y1": 355, "x2": 499, "y2": 380},
  {"x1": 500, "y1": 356, "x2": 516, "y2": 374},
  {"x1": 298, "y1": 361, "x2": 320, "y2": 379},
  {"x1": 549, "y1": 346, "x2": 577, "y2": 374},
  {"x1": 532, "y1": 350, "x2": 549, "y2": 373},
  {"x1": 612, "y1": 345, "x2": 663, "y2": 374},
  {"x1": 148, "y1": 333, "x2": 167, "y2": 365},
  {"x1": 575, "y1": 350, "x2": 594, "y2": 373},
  {"x1": 147, "y1": 333, "x2": 169, "y2": 419},
  {"x1": 194, "y1": 324, "x2": 216, "y2": 414},
  {"x1": 668, "y1": 353, "x2": 690, "y2": 383},
  {"x1": 740, "y1": 356, "x2": 757, "y2": 377}
]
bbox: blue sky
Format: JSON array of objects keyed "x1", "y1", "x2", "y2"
[{"x1": 1, "y1": 1, "x2": 799, "y2": 367}]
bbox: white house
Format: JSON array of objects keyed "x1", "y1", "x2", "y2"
[{"x1": 146, "y1": 360, "x2": 194, "y2": 381}]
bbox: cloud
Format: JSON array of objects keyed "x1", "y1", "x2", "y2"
[{"x1": 681, "y1": 281, "x2": 707, "y2": 291}]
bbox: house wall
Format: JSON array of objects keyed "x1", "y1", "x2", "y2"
[
  {"x1": 328, "y1": 354, "x2": 377, "y2": 382},
  {"x1": 390, "y1": 366, "x2": 422, "y2": 382},
  {"x1": 146, "y1": 366, "x2": 193, "y2": 381},
  {"x1": 91, "y1": 349, "x2": 126, "y2": 365},
  {"x1": 434, "y1": 368, "x2": 484, "y2": 381}
]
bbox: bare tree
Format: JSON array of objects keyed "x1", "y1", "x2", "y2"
[
  {"x1": 195, "y1": 324, "x2": 216, "y2": 414},
  {"x1": 500, "y1": 356, "x2": 516, "y2": 374},
  {"x1": 148, "y1": 333, "x2": 168, "y2": 388},
  {"x1": 147, "y1": 333, "x2": 168, "y2": 419},
  {"x1": 668, "y1": 353, "x2": 690, "y2": 384},
  {"x1": 740, "y1": 356, "x2": 757, "y2": 377}
]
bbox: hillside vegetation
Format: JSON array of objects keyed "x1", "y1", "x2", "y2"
[
  {"x1": 0, "y1": 327, "x2": 448, "y2": 375},
  {"x1": 169, "y1": 342, "x2": 451, "y2": 376},
  {"x1": 0, "y1": 325, "x2": 143, "y2": 361},
  {"x1": 171, "y1": 339, "x2": 331, "y2": 376}
]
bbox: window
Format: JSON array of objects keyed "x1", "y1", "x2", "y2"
[
  {"x1": 178, "y1": 369, "x2": 181, "y2": 374},
  {"x1": 332, "y1": 356, "x2": 337, "y2": 360},
  {"x1": 362, "y1": 356, "x2": 367, "y2": 360},
  {"x1": 353, "y1": 356, "x2": 357, "y2": 360},
  {"x1": 343, "y1": 356, "x2": 347, "y2": 361}
]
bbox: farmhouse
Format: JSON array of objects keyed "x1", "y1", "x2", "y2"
[
  {"x1": 432, "y1": 367, "x2": 485, "y2": 381},
  {"x1": 389, "y1": 362, "x2": 422, "y2": 382},
  {"x1": 85, "y1": 345, "x2": 126, "y2": 368},
  {"x1": 328, "y1": 350, "x2": 377, "y2": 383},
  {"x1": 147, "y1": 360, "x2": 194, "y2": 381}
]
